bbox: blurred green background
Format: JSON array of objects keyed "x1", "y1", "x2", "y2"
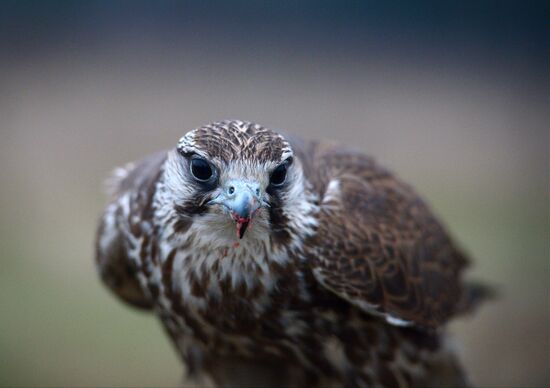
[{"x1": 0, "y1": 1, "x2": 547, "y2": 387}]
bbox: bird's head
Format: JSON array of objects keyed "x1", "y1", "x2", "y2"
[{"x1": 161, "y1": 120, "x2": 315, "y2": 249}]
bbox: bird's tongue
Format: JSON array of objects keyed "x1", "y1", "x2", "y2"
[{"x1": 236, "y1": 217, "x2": 251, "y2": 239}]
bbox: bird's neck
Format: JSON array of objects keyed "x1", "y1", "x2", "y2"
[
  {"x1": 150, "y1": 168, "x2": 319, "y2": 310},
  {"x1": 158, "y1": 223, "x2": 296, "y2": 313}
]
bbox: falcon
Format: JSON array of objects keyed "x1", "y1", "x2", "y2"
[{"x1": 95, "y1": 120, "x2": 488, "y2": 387}]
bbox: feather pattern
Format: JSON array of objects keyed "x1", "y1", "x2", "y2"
[
  {"x1": 295, "y1": 142, "x2": 469, "y2": 328},
  {"x1": 95, "y1": 120, "x2": 486, "y2": 387}
]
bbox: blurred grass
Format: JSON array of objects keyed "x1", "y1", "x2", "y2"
[{"x1": 0, "y1": 238, "x2": 181, "y2": 387}]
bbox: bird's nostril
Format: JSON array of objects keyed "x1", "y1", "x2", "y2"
[
  {"x1": 228, "y1": 186, "x2": 235, "y2": 195},
  {"x1": 256, "y1": 188, "x2": 260, "y2": 196}
]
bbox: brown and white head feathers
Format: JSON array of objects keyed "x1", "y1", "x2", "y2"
[{"x1": 159, "y1": 120, "x2": 318, "y2": 252}]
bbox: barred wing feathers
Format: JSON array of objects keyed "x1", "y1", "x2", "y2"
[{"x1": 299, "y1": 143, "x2": 470, "y2": 328}]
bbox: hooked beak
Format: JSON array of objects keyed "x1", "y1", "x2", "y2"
[{"x1": 208, "y1": 180, "x2": 267, "y2": 239}]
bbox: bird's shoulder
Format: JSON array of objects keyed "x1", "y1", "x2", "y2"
[
  {"x1": 95, "y1": 151, "x2": 167, "y2": 310},
  {"x1": 105, "y1": 151, "x2": 168, "y2": 202},
  {"x1": 291, "y1": 137, "x2": 476, "y2": 328}
]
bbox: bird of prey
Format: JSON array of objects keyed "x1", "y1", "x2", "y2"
[{"x1": 95, "y1": 120, "x2": 487, "y2": 387}]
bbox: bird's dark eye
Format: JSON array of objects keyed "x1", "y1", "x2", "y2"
[
  {"x1": 270, "y1": 162, "x2": 288, "y2": 186},
  {"x1": 190, "y1": 157, "x2": 213, "y2": 181}
]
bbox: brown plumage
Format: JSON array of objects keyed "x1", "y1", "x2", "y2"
[{"x1": 95, "y1": 120, "x2": 488, "y2": 387}]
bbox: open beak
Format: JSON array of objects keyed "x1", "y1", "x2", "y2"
[
  {"x1": 209, "y1": 180, "x2": 264, "y2": 239},
  {"x1": 233, "y1": 214, "x2": 252, "y2": 239}
]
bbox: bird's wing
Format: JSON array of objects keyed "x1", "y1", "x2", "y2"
[
  {"x1": 297, "y1": 141, "x2": 470, "y2": 328},
  {"x1": 95, "y1": 152, "x2": 166, "y2": 310}
]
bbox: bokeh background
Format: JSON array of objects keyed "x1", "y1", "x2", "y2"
[{"x1": 0, "y1": 1, "x2": 547, "y2": 387}]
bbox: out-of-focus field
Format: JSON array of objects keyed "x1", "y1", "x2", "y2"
[{"x1": 0, "y1": 3, "x2": 547, "y2": 386}]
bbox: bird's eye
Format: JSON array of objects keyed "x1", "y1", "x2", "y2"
[
  {"x1": 190, "y1": 157, "x2": 213, "y2": 181},
  {"x1": 270, "y1": 162, "x2": 288, "y2": 186}
]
